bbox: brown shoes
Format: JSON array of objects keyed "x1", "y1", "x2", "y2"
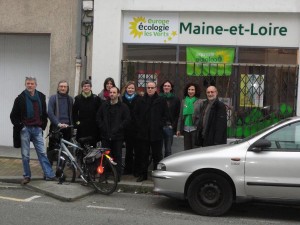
[{"x1": 21, "y1": 177, "x2": 30, "y2": 185}]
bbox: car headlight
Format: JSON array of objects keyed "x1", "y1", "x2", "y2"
[{"x1": 157, "y1": 163, "x2": 166, "y2": 171}]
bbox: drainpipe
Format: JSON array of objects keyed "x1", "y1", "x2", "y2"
[{"x1": 74, "y1": 0, "x2": 82, "y2": 96}]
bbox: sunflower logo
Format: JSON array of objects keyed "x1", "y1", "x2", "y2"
[
  {"x1": 215, "y1": 50, "x2": 233, "y2": 62},
  {"x1": 129, "y1": 17, "x2": 146, "y2": 38}
]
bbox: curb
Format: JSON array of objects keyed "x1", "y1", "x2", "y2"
[{"x1": 0, "y1": 177, "x2": 154, "y2": 201}]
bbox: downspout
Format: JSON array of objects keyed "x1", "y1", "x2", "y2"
[{"x1": 74, "y1": 0, "x2": 82, "y2": 96}]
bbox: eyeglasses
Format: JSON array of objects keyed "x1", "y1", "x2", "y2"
[
  {"x1": 206, "y1": 91, "x2": 216, "y2": 94},
  {"x1": 147, "y1": 87, "x2": 156, "y2": 89}
]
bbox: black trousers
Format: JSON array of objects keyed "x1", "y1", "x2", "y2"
[
  {"x1": 136, "y1": 139, "x2": 163, "y2": 178},
  {"x1": 124, "y1": 135, "x2": 138, "y2": 174},
  {"x1": 183, "y1": 130, "x2": 197, "y2": 150},
  {"x1": 101, "y1": 139, "x2": 123, "y2": 180}
]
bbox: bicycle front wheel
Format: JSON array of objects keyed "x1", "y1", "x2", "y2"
[{"x1": 88, "y1": 157, "x2": 118, "y2": 195}]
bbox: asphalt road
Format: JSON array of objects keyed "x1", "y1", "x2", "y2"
[{"x1": 1, "y1": 184, "x2": 300, "y2": 225}]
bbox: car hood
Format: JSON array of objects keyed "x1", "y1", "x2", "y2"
[{"x1": 159, "y1": 142, "x2": 250, "y2": 172}]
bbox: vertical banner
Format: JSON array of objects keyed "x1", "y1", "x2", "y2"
[
  {"x1": 186, "y1": 47, "x2": 235, "y2": 76},
  {"x1": 240, "y1": 74, "x2": 264, "y2": 107}
]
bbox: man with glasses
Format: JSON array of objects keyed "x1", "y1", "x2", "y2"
[
  {"x1": 47, "y1": 80, "x2": 73, "y2": 165},
  {"x1": 134, "y1": 81, "x2": 169, "y2": 182},
  {"x1": 10, "y1": 76, "x2": 56, "y2": 185},
  {"x1": 195, "y1": 85, "x2": 227, "y2": 147}
]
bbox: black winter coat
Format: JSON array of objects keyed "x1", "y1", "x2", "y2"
[
  {"x1": 163, "y1": 95, "x2": 180, "y2": 132},
  {"x1": 97, "y1": 100, "x2": 130, "y2": 141},
  {"x1": 122, "y1": 94, "x2": 141, "y2": 137},
  {"x1": 10, "y1": 90, "x2": 48, "y2": 148},
  {"x1": 72, "y1": 93, "x2": 102, "y2": 143},
  {"x1": 198, "y1": 99, "x2": 227, "y2": 147},
  {"x1": 134, "y1": 93, "x2": 169, "y2": 141}
]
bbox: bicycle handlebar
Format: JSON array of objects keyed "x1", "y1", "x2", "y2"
[{"x1": 46, "y1": 125, "x2": 74, "y2": 138}]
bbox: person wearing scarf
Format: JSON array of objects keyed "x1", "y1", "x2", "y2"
[
  {"x1": 47, "y1": 80, "x2": 73, "y2": 165},
  {"x1": 98, "y1": 77, "x2": 116, "y2": 102},
  {"x1": 121, "y1": 81, "x2": 141, "y2": 176},
  {"x1": 10, "y1": 76, "x2": 56, "y2": 185},
  {"x1": 176, "y1": 83, "x2": 202, "y2": 150},
  {"x1": 73, "y1": 80, "x2": 102, "y2": 148}
]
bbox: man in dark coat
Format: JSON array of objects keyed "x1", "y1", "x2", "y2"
[
  {"x1": 73, "y1": 80, "x2": 102, "y2": 147},
  {"x1": 96, "y1": 87, "x2": 130, "y2": 181},
  {"x1": 134, "y1": 81, "x2": 169, "y2": 182},
  {"x1": 10, "y1": 76, "x2": 56, "y2": 185},
  {"x1": 196, "y1": 85, "x2": 227, "y2": 147}
]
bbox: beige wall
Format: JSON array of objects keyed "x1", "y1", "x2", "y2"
[{"x1": 0, "y1": 0, "x2": 78, "y2": 95}]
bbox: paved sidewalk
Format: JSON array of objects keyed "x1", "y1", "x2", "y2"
[
  {"x1": 0, "y1": 147, "x2": 154, "y2": 201},
  {"x1": 0, "y1": 137, "x2": 184, "y2": 201}
]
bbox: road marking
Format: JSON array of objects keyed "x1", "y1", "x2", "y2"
[
  {"x1": 24, "y1": 195, "x2": 41, "y2": 202},
  {"x1": 0, "y1": 195, "x2": 41, "y2": 202},
  {"x1": 87, "y1": 205, "x2": 125, "y2": 211}
]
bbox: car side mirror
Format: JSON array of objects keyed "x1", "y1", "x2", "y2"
[{"x1": 249, "y1": 139, "x2": 271, "y2": 153}]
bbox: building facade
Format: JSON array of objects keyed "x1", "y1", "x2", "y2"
[
  {"x1": 91, "y1": 0, "x2": 300, "y2": 138},
  {"x1": 1, "y1": 0, "x2": 300, "y2": 146},
  {"x1": 0, "y1": 0, "x2": 82, "y2": 146}
]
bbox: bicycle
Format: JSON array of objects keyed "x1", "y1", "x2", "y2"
[{"x1": 47, "y1": 127, "x2": 118, "y2": 195}]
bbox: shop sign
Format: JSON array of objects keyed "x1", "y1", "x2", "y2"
[{"x1": 123, "y1": 12, "x2": 298, "y2": 47}]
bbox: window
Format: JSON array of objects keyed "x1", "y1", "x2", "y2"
[
  {"x1": 238, "y1": 48, "x2": 297, "y2": 64},
  {"x1": 264, "y1": 122, "x2": 300, "y2": 150}
]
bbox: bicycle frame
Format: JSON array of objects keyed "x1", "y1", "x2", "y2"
[{"x1": 57, "y1": 137, "x2": 88, "y2": 183}]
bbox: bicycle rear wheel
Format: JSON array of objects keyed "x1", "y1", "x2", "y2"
[
  {"x1": 56, "y1": 154, "x2": 76, "y2": 183},
  {"x1": 88, "y1": 157, "x2": 118, "y2": 195}
]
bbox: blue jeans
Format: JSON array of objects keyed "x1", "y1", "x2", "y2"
[
  {"x1": 163, "y1": 126, "x2": 173, "y2": 157},
  {"x1": 20, "y1": 126, "x2": 55, "y2": 179}
]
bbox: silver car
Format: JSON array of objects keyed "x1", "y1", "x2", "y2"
[{"x1": 152, "y1": 116, "x2": 300, "y2": 216}]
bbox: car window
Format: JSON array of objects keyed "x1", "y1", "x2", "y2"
[
  {"x1": 264, "y1": 122, "x2": 300, "y2": 151},
  {"x1": 232, "y1": 118, "x2": 293, "y2": 144}
]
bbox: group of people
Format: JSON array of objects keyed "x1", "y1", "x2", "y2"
[{"x1": 10, "y1": 76, "x2": 227, "y2": 185}]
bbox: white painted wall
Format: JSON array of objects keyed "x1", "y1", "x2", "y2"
[
  {"x1": 0, "y1": 34, "x2": 50, "y2": 146},
  {"x1": 92, "y1": 0, "x2": 300, "y2": 95}
]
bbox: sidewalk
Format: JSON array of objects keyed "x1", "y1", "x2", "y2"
[{"x1": 0, "y1": 137, "x2": 184, "y2": 201}]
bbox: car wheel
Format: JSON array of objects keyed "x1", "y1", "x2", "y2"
[{"x1": 187, "y1": 173, "x2": 233, "y2": 216}]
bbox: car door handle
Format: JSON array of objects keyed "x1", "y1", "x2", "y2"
[{"x1": 231, "y1": 158, "x2": 240, "y2": 161}]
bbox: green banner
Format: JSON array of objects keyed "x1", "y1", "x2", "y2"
[{"x1": 186, "y1": 47, "x2": 235, "y2": 76}]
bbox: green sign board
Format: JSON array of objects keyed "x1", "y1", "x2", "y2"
[{"x1": 186, "y1": 47, "x2": 235, "y2": 76}]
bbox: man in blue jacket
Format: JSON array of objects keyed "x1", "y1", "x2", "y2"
[{"x1": 47, "y1": 80, "x2": 73, "y2": 164}]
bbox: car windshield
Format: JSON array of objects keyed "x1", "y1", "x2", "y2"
[{"x1": 230, "y1": 118, "x2": 294, "y2": 144}]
